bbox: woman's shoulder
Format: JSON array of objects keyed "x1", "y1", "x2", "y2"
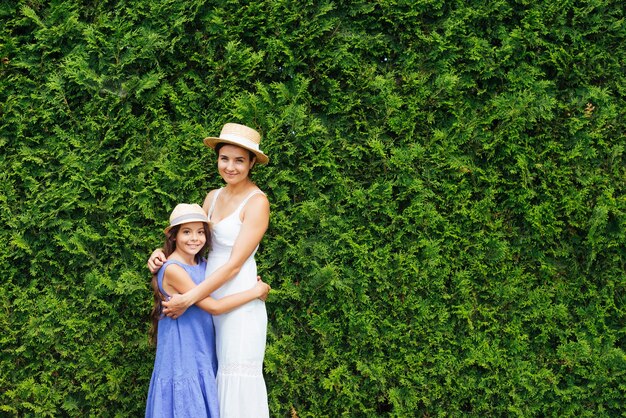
[
  {"x1": 206, "y1": 188, "x2": 222, "y2": 199},
  {"x1": 245, "y1": 188, "x2": 269, "y2": 205},
  {"x1": 202, "y1": 188, "x2": 222, "y2": 212},
  {"x1": 241, "y1": 189, "x2": 270, "y2": 221}
]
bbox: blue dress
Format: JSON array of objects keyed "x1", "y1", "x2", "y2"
[{"x1": 145, "y1": 259, "x2": 220, "y2": 418}]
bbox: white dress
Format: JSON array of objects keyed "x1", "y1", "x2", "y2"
[{"x1": 207, "y1": 188, "x2": 269, "y2": 418}]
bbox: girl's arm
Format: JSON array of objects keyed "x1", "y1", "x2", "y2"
[
  {"x1": 162, "y1": 193, "x2": 270, "y2": 318},
  {"x1": 162, "y1": 264, "x2": 270, "y2": 315}
]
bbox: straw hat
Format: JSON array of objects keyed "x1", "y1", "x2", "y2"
[
  {"x1": 203, "y1": 123, "x2": 269, "y2": 164},
  {"x1": 164, "y1": 203, "x2": 209, "y2": 233}
]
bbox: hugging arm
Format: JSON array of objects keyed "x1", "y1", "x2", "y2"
[
  {"x1": 147, "y1": 248, "x2": 166, "y2": 274},
  {"x1": 163, "y1": 265, "x2": 270, "y2": 316},
  {"x1": 161, "y1": 193, "x2": 270, "y2": 317}
]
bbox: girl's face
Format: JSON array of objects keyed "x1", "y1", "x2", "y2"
[
  {"x1": 174, "y1": 222, "x2": 207, "y2": 257},
  {"x1": 217, "y1": 144, "x2": 255, "y2": 184}
]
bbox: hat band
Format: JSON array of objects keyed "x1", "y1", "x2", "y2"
[
  {"x1": 219, "y1": 133, "x2": 261, "y2": 152},
  {"x1": 169, "y1": 213, "x2": 208, "y2": 227}
]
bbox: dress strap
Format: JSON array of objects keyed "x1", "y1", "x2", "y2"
[
  {"x1": 208, "y1": 188, "x2": 223, "y2": 220},
  {"x1": 237, "y1": 189, "x2": 265, "y2": 212}
]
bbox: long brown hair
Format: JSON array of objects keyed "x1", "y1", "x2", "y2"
[{"x1": 148, "y1": 222, "x2": 211, "y2": 346}]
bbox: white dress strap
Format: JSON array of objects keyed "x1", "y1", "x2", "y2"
[
  {"x1": 208, "y1": 188, "x2": 223, "y2": 220},
  {"x1": 237, "y1": 189, "x2": 265, "y2": 212}
]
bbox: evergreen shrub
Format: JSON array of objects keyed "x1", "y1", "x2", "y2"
[{"x1": 1, "y1": 0, "x2": 624, "y2": 416}]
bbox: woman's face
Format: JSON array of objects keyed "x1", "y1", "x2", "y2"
[{"x1": 217, "y1": 144, "x2": 255, "y2": 184}]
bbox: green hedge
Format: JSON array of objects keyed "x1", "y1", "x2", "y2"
[{"x1": 1, "y1": 0, "x2": 624, "y2": 416}]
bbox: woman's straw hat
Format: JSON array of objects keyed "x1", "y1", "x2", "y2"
[
  {"x1": 203, "y1": 123, "x2": 269, "y2": 164},
  {"x1": 164, "y1": 203, "x2": 209, "y2": 233}
]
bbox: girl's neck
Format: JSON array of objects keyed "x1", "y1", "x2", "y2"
[{"x1": 169, "y1": 250, "x2": 197, "y2": 266}]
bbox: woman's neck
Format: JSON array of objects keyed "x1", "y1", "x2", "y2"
[{"x1": 223, "y1": 179, "x2": 255, "y2": 196}]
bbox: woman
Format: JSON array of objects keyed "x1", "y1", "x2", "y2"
[{"x1": 148, "y1": 122, "x2": 271, "y2": 417}]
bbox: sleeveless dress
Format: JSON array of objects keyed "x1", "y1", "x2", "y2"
[
  {"x1": 145, "y1": 259, "x2": 220, "y2": 418},
  {"x1": 207, "y1": 188, "x2": 269, "y2": 418}
]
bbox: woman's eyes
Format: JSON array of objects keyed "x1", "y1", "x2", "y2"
[{"x1": 220, "y1": 157, "x2": 246, "y2": 163}]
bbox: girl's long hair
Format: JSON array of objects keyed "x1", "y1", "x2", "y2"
[{"x1": 148, "y1": 222, "x2": 211, "y2": 346}]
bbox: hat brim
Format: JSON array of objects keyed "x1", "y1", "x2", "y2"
[
  {"x1": 164, "y1": 218, "x2": 210, "y2": 234},
  {"x1": 204, "y1": 137, "x2": 269, "y2": 165}
]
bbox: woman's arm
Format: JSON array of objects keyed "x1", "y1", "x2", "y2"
[
  {"x1": 163, "y1": 264, "x2": 270, "y2": 315},
  {"x1": 147, "y1": 248, "x2": 166, "y2": 274},
  {"x1": 162, "y1": 193, "x2": 270, "y2": 317}
]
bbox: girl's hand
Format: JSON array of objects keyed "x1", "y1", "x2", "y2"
[
  {"x1": 255, "y1": 277, "x2": 271, "y2": 301},
  {"x1": 162, "y1": 293, "x2": 191, "y2": 319},
  {"x1": 147, "y1": 249, "x2": 166, "y2": 274}
]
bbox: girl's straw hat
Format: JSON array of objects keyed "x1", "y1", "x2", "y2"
[
  {"x1": 164, "y1": 203, "x2": 209, "y2": 233},
  {"x1": 203, "y1": 123, "x2": 269, "y2": 164}
]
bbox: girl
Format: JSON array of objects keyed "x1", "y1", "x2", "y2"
[
  {"x1": 148, "y1": 122, "x2": 272, "y2": 417},
  {"x1": 145, "y1": 203, "x2": 270, "y2": 418}
]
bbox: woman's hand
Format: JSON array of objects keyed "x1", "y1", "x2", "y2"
[
  {"x1": 147, "y1": 249, "x2": 166, "y2": 274},
  {"x1": 162, "y1": 293, "x2": 192, "y2": 319},
  {"x1": 254, "y1": 276, "x2": 271, "y2": 301}
]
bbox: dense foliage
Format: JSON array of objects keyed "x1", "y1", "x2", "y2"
[{"x1": 1, "y1": 0, "x2": 624, "y2": 416}]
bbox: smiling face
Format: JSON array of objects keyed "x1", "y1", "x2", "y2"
[
  {"x1": 217, "y1": 144, "x2": 256, "y2": 183},
  {"x1": 174, "y1": 221, "x2": 207, "y2": 258}
]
